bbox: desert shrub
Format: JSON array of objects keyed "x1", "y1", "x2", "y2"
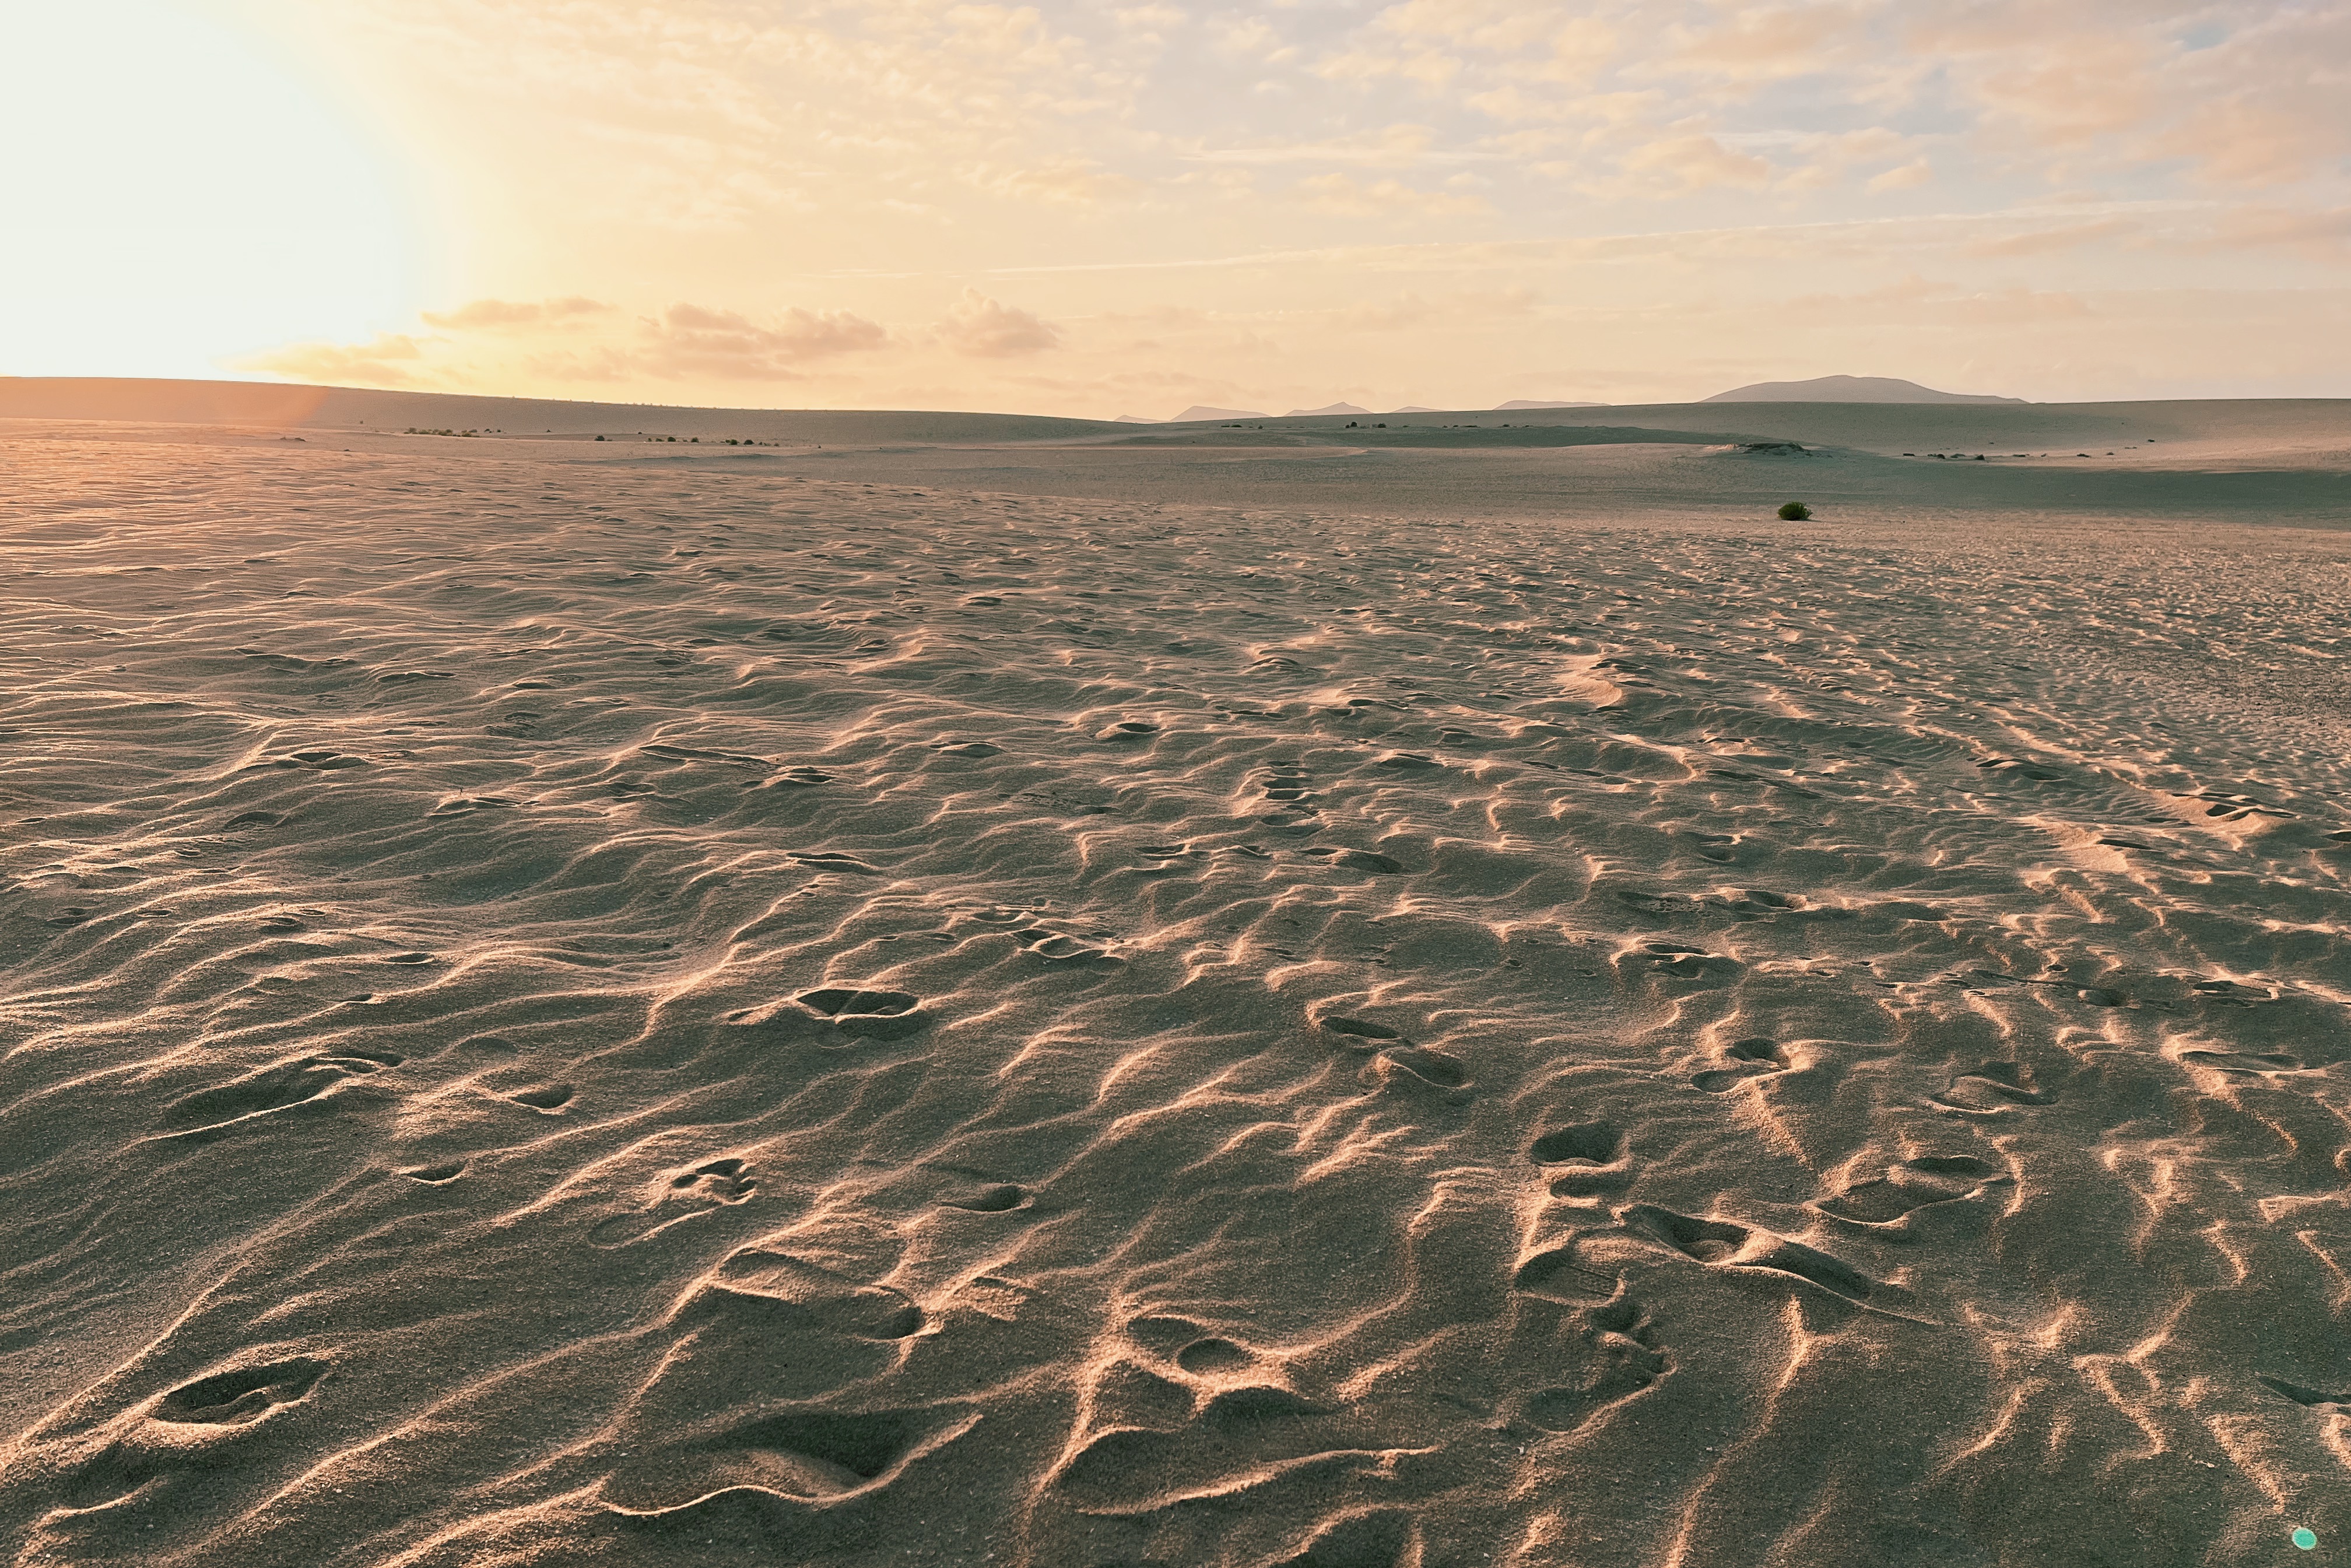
[{"x1": 1777, "y1": 501, "x2": 1811, "y2": 520}]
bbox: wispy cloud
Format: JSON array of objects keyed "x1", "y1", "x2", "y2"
[
  {"x1": 937, "y1": 290, "x2": 1062, "y2": 357},
  {"x1": 236, "y1": 0, "x2": 2351, "y2": 410}
]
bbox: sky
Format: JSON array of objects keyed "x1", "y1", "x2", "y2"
[{"x1": 3, "y1": 0, "x2": 2348, "y2": 417}]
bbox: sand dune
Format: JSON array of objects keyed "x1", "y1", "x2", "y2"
[
  {"x1": 1703, "y1": 375, "x2": 2026, "y2": 406},
  {"x1": 3, "y1": 398, "x2": 2350, "y2": 1566}
]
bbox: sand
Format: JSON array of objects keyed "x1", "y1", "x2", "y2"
[{"x1": 2, "y1": 392, "x2": 2349, "y2": 1567}]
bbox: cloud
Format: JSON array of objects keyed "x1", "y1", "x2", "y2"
[
  {"x1": 2203, "y1": 205, "x2": 2351, "y2": 255},
  {"x1": 1186, "y1": 124, "x2": 1447, "y2": 167},
  {"x1": 938, "y1": 290, "x2": 1062, "y2": 357},
  {"x1": 1298, "y1": 173, "x2": 1490, "y2": 217},
  {"x1": 420, "y1": 297, "x2": 613, "y2": 330},
  {"x1": 1335, "y1": 286, "x2": 1538, "y2": 329},
  {"x1": 1668, "y1": 2, "x2": 1872, "y2": 84},
  {"x1": 1866, "y1": 159, "x2": 1932, "y2": 193},
  {"x1": 636, "y1": 304, "x2": 890, "y2": 379},
  {"x1": 237, "y1": 333, "x2": 432, "y2": 389},
  {"x1": 1964, "y1": 215, "x2": 2141, "y2": 257},
  {"x1": 1622, "y1": 134, "x2": 1772, "y2": 193},
  {"x1": 962, "y1": 159, "x2": 1140, "y2": 205}
]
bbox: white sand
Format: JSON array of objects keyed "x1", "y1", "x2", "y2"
[{"x1": 2, "y1": 394, "x2": 2349, "y2": 1566}]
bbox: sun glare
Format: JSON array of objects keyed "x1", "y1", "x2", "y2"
[{"x1": 0, "y1": 0, "x2": 423, "y2": 380}]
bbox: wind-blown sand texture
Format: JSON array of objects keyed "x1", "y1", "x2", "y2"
[{"x1": 3, "y1": 398, "x2": 2350, "y2": 1567}]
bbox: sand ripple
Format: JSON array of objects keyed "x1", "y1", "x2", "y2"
[{"x1": 3, "y1": 434, "x2": 2349, "y2": 1565}]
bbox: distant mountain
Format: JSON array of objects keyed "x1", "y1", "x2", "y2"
[
  {"x1": 1113, "y1": 414, "x2": 1160, "y2": 423},
  {"x1": 1496, "y1": 399, "x2": 1606, "y2": 409},
  {"x1": 1286, "y1": 402, "x2": 1374, "y2": 417},
  {"x1": 1703, "y1": 375, "x2": 2024, "y2": 405},
  {"x1": 1391, "y1": 405, "x2": 1440, "y2": 413},
  {"x1": 1171, "y1": 405, "x2": 1264, "y2": 421}
]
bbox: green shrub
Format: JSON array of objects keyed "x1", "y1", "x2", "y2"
[{"x1": 1777, "y1": 501, "x2": 1811, "y2": 520}]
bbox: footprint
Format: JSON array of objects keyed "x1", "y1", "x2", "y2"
[
  {"x1": 402, "y1": 1161, "x2": 465, "y2": 1183},
  {"x1": 669, "y1": 1157, "x2": 755, "y2": 1201},
  {"x1": 1692, "y1": 1038, "x2": 1786, "y2": 1094},
  {"x1": 1933, "y1": 1061, "x2": 2057, "y2": 1112},
  {"x1": 1098, "y1": 720, "x2": 1160, "y2": 740},
  {"x1": 708, "y1": 1251, "x2": 925, "y2": 1340},
  {"x1": 1209, "y1": 1386, "x2": 1325, "y2": 1427},
  {"x1": 1529, "y1": 1122, "x2": 1631, "y2": 1195},
  {"x1": 1022, "y1": 931, "x2": 1108, "y2": 962},
  {"x1": 61, "y1": 1356, "x2": 335, "y2": 1509},
  {"x1": 255, "y1": 915, "x2": 306, "y2": 933},
  {"x1": 1054, "y1": 1381, "x2": 1357, "y2": 1514},
  {"x1": 1525, "y1": 1300, "x2": 1669, "y2": 1433},
  {"x1": 2186, "y1": 788, "x2": 2292, "y2": 821},
  {"x1": 942, "y1": 1183, "x2": 1026, "y2": 1213},
  {"x1": 2257, "y1": 1375, "x2": 2349, "y2": 1411},
  {"x1": 1616, "y1": 890, "x2": 1708, "y2": 916},
  {"x1": 1531, "y1": 1122, "x2": 1623, "y2": 1165},
  {"x1": 935, "y1": 741, "x2": 1002, "y2": 759},
  {"x1": 1644, "y1": 943, "x2": 1735, "y2": 982},
  {"x1": 1176, "y1": 1337, "x2": 1255, "y2": 1374},
  {"x1": 1690, "y1": 833, "x2": 1740, "y2": 863},
  {"x1": 511, "y1": 1084, "x2": 575, "y2": 1112},
  {"x1": 2181, "y1": 1050, "x2": 2303, "y2": 1075},
  {"x1": 1320, "y1": 1016, "x2": 1405, "y2": 1047},
  {"x1": 795, "y1": 986, "x2": 928, "y2": 1040},
  {"x1": 219, "y1": 811, "x2": 283, "y2": 831},
  {"x1": 1133, "y1": 843, "x2": 1203, "y2": 874},
  {"x1": 383, "y1": 951, "x2": 436, "y2": 966},
  {"x1": 793, "y1": 851, "x2": 882, "y2": 874},
  {"x1": 1374, "y1": 752, "x2": 1438, "y2": 769},
  {"x1": 1622, "y1": 1205, "x2": 1749, "y2": 1263},
  {"x1": 1300, "y1": 846, "x2": 1403, "y2": 874},
  {"x1": 2191, "y1": 979, "x2": 2275, "y2": 1006},
  {"x1": 1619, "y1": 1204, "x2": 1878, "y2": 1305},
  {"x1": 603, "y1": 1407, "x2": 977, "y2": 1515},
  {"x1": 765, "y1": 767, "x2": 833, "y2": 787},
  {"x1": 273, "y1": 749, "x2": 367, "y2": 770},
  {"x1": 1513, "y1": 1247, "x2": 1622, "y2": 1305},
  {"x1": 159, "y1": 1052, "x2": 400, "y2": 1139},
  {"x1": 1257, "y1": 766, "x2": 1320, "y2": 822},
  {"x1": 153, "y1": 1358, "x2": 329, "y2": 1425},
  {"x1": 590, "y1": 1160, "x2": 763, "y2": 1247},
  {"x1": 1816, "y1": 1155, "x2": 1999, "y2": 1224},
  {"x1": 1124, "y1": 1317, "x2": 1205, "y2": 1361},
  {"x1": 1369, "y1": 1046, "x2": 1471, "y2": 1098},
  {"x1": 429, "y1": 797, "x2": 517, "y2": 816}
]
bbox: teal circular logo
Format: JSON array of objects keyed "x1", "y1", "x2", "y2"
[{"x1": 2293, "y1": 1527, "x2": 2318, "y2": 1551}]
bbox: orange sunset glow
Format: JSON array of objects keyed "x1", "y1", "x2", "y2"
[{"x1": 6, "y1": 0, "x2": 2346, "y2": 414}]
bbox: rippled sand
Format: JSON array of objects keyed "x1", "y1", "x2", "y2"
[{"x1": 3, "y1": 409, "x2": 2350, "y2": 1566}]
